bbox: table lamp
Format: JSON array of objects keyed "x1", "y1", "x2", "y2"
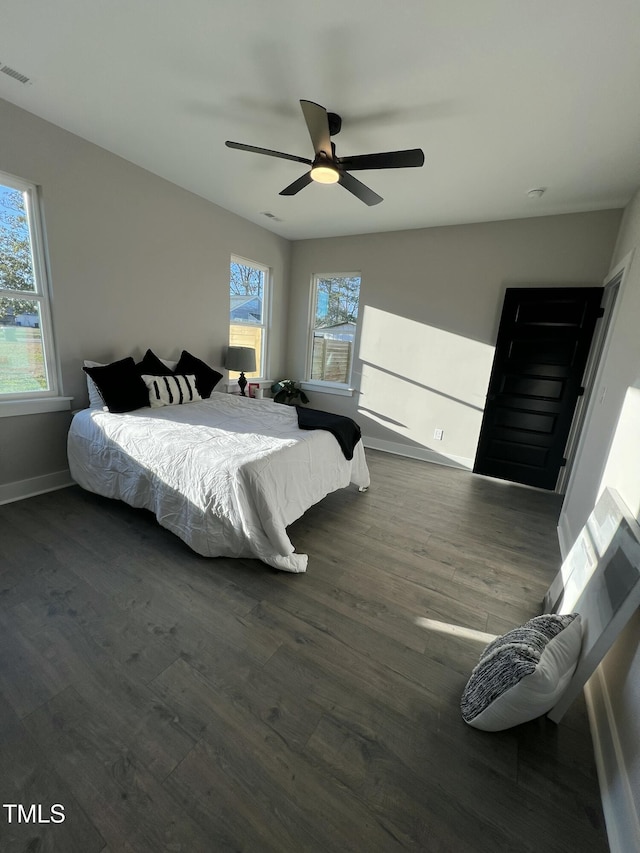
[{"x1": 225, "y1": 346, "x2": 256, "y2": 396}]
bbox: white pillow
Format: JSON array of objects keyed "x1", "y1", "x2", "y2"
[
  {"x1": 141, "y1": 373, "x2": 202, "y2": 408},
  {"x1": 460, "y1": 613, "x2": 582, "y2": 731},
  {"x1": 83, "y1": 360, "x2": 106, "y2": 408}
]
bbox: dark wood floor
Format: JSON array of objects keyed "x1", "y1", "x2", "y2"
[{"x1": 0, "y1": 450, "x2": 608, "y2": 852}]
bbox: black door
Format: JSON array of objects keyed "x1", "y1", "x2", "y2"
[{"x1": 473, "y1": 287, "x2": 603, "y2": 490}]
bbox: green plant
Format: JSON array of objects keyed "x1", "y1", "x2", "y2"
[{"x1": 271, "y1": 379, "x2": 309, "y2": 405}]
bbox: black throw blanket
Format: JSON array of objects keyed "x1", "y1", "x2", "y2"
[{"x1": 295, "y1": 406, "x2": 362, "y2": 460}]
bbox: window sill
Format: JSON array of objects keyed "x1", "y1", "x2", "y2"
[
  {"x1": 0, "y1": 396, "x2": 74, "y2": 418},
  {"x1": 300, "y1": 381, "x2": 355, "y2": 398}
]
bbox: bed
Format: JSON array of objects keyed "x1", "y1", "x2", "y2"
[{"x1": 67, "y1": 391, "x2": 370, "y2": 572}]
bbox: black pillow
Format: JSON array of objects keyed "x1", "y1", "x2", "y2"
[
  {"x1": 175, "y1": 350, "x2": 222, "y2": 399},
  {"x1": 83, "y1": 357, "x2": 150, "y2": 413},
  {"x1": 136, "y1": 349, "x2": 174, "y2": 377}
]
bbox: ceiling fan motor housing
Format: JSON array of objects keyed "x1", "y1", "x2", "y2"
[{"x1": 327, "y1": 112, "x2": 342, "y2": 136}]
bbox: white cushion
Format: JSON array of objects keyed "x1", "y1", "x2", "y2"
[
  {"x1": 460, "y1": 613, "x2": 582, "y2": 731},
  {"x1": 141, "y1": 374, "x2": 202, "y2": 408},
  {"x1": 83, "y1": 360, "x2": 106, "y2": 408}
]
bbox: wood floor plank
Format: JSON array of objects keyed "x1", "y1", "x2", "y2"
[
  {"x1": 0, "y1": 449, "x2": 608, "y2": 851},
  {"x1": 9, "y1": 578, "x2": 177, "y2": 686},
  {"x1": 306, "y1": 708, "x2": 603, "y2": 852},
  {"x1": 0, "y1": 613, "x2": 75, "y2": 718},
  {"x1": 0, "y1": 716, "x2": 106, "y2": 853},
  {"x1": 247, "y1": 598, "x2": 463, "y2": 717},
  {"x1": 158, "y1": 658, "x2": 408, "y2": 853},
  {"x1": 262, "y1": 641, "x2": 520, "y2": 785},
  {"x1": 23, "y1": 686, "x2": 213, "y2": 853},
  {"x1": 71, "y1": 661, "x2": 196, "y2": 782},
  {"x1": 305, "y1": 712, "x2": 513, "y2": 853},
  {"x1": 152, "y1": 643, "x2": 322, "y2": 755},
  {"x1": 263, "y1": 554, "x2": 435, "y2": 654},
  {"x1": 1, "y1": 496, "x2": 144, "y2": 597},
  {"x1": 112, "y1": 576, "x2": 281, "y2": 666}
]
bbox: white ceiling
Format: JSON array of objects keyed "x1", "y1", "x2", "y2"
[{"x1": 1, "y1": 1, "x2": 640, "y2": 241}]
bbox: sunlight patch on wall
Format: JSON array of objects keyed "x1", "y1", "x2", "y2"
[
  {"x1": 357, "y1": 306, "x2": 495, "y2": 459},
  {"x1": 599, "y1": 384, "x2": 640, "y2": 520},
  {"x1": 359, "y1": 306, "x2": 494, "y2": 403}
]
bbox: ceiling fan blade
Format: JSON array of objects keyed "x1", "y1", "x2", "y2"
[
  {"x1": 279, "y1": 172, "x2": 313, "y2": 196},
  {"x1": 338, "y1": 171, "x2": 383, "y2": 206},
  {"x1": 225, "y1": 140, "x2": 312, "y2": 166},
  {"x1": 300, "y1": 100, "x2": 332, "y2": 157},
  {"x1": 338, "y1": 148, "x2": 425, "y2": 171}
]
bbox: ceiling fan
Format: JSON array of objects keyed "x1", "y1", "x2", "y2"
[{"x1": 225, "y1": 99, "x2": 425, "y2": 206}]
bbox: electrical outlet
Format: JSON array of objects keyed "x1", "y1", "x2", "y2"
[{"x1": 433, "y1": 428, "x2": 443, "y2": 441}]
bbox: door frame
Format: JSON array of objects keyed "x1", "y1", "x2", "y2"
[
  {"x1": 557, "y1": 250, "x2": 634, "y2": 537},
  {"x1": 555, "y1": 274, "x2": 620, "y2": 493}
]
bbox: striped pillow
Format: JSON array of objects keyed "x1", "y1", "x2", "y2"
[
  {"x1": 460, "y1": 613, "x2": 582, "y2": 731},
  {"x1": 141, "y1": 374, "x2": 202, "y2": 408}
]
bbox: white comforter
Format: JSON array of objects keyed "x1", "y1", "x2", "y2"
[{"x1": 67, "y1": 392, "x2": 370, "y2": 572}]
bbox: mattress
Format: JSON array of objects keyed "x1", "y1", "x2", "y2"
[{"x1": 67, "y1": 392, "x2": 370, "y2": 572}]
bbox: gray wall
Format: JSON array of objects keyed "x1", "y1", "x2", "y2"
[
  {"x1": 288, "y1": 212, "x2": 621, "y2": 466},
  {"x1": 559, "y1": 187, "x2": 640, "y2": 849},
  {"x1": 0, "y1": 98, "x2": 290, "y2": 491}
]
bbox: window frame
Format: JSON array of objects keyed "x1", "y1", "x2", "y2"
[
  {"x1": 228, "y1": 254, "x2": 271, "y2": 381},
  {"x1": 305, "y1": 271, "x2": 361, "y2": 392},
  {"x1": 0, "y1": 170, "x2": 66, "y2": 413}
]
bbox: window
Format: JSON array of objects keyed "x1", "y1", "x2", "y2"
[
  {"x1": 229, "y1": 256, "x2": 269, "y2": 379},
  {"x1": 307, "y1": 273, "x2": 361, "y2": 386},
  {"x1": 0, "y1": 171, "x2": 59, "y2": 400}
]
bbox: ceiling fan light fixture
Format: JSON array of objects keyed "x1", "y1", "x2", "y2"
[
  {"x1": 310, "y1": 164, "x2": 339, "y2": 184},
  {"x1": 227, "y1": 99, "x2": 424, "y2": 205}
]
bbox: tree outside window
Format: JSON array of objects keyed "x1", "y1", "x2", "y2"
[
  {"x1": 0, "y1": 174, "x2": 57, "y2": 397},
  {"x1": 308, "y1": 273, "x2": 361, "y2": 385},
  {"x1": 229, "y1": 257, "x2": 269, "y2": 379}
]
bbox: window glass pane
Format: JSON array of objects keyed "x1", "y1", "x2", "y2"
[
  {"x1": 230, "y1": 261, "x2": 264, "y2": 324},
  {"x1": 310, "y1": 275, "x2": 360, "y2": 383},
  {"x1": 229, "y1": 257, "x2": 268, "y2": 379},
  {"x1": 0, "y1": 299, "x2": 48, "y2": 393},
  {"x1": 314, "y1": 275, "x2": 360, "y2": 329},
  {"x1": 0, "y1": 184, "x2": 36, "y2": 293},
  {"x1": 228, "y1": 324, "x2": 262, "y2": 380}
]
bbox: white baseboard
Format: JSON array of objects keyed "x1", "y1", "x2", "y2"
[
  {"x1": 362, "y1": 435, "x2": 473, "y2": 470},
  {"x1": 585, "y1": 668, "x2": 640, "y2": 853},
  {"x1": 0, "y1": 469, "x2": 74, "y2": 505}
]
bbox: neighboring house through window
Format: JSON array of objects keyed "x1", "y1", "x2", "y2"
[
  {"x1": 229, "y1": 256, "x2": 269, "y2": 380},
  {"x1": 307, "y1": 272, "x2": 361, "y2": 387},
  {"x1": 0, "y1": 171, "x2": 60, "y2": 403}
]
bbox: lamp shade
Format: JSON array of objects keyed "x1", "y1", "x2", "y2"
[{"x1": 225, "y1": 346, "x2": 256, "y2": 373}]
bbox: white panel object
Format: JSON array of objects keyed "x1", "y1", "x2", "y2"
[{"x1": 545, "y1": 488, "x2": 640, "y2": 723}]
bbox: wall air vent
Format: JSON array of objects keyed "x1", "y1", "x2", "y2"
[{"x1": 1, "y1": 65, "x2": 32, "y2": 84}]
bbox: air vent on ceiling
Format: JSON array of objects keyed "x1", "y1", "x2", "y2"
[
  {"x1": 1, "y1": 65, "x2": 32, "y2": 85},
  {"x1": 260, "y1": 211, "x2": 282, "y2": 222}
]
